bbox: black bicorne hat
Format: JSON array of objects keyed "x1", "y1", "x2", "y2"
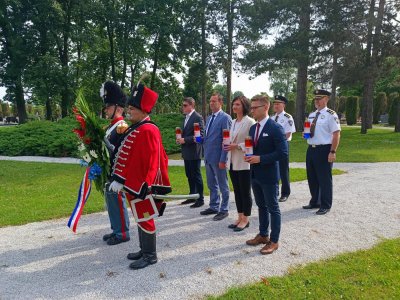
[{"x1": 100, "y1": 81, "x2": 126, "y2": 107}]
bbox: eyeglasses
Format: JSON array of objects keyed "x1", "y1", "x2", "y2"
[
  {"x1": 182, "y1": 104, "x2": 189, "y2": 107},
  {"x1": 250, "y1": 105, "x2": 265, "y2": 110}
]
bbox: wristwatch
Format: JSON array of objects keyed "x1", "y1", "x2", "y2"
[{"x1": 330, "y1": 150, "x2": 336, "y2": 154}]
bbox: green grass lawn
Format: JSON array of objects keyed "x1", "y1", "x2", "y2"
[
  {"x1": 170, "y1": 127, "x2": 400, "y2": 162},
  {"x1": 0, "y1": 160, "x2": 343, "y2": 227},
  {"x1": 208, "y1": 237, "x2": 400, "y2": 300}
]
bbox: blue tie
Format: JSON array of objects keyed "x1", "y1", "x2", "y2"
[{"x1": 207, "y1": 114, "x2": 215, "y2": 136}]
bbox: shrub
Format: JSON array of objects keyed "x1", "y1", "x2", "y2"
[
  {"x1": 0, "y1": 114, "x2": 183, "y2": 157},
  {"x1": 389, "y1": 93, "x2": 400, "y2": 126},
  {"x1": 345, "y1": 96, "x2": 359, "y2": 125},
  {"x1": 373, "y1": 92, "x2": 387, "y2": 124}
]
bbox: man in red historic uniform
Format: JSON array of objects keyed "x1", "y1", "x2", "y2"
[{"x1": 108, "y1": 82, "x2": 171, "y2": 270}]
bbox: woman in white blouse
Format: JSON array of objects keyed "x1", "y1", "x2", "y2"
[{"x1": 225, "y1": 96, "x2": 256, "y2": 231}]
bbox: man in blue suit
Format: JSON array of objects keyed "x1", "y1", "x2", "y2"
[
  {"x1": 200, "y1": 93, "x2": 232, "y2": 221},
  {"x1": 245, "y1": 95, "x2": 288, "y2": 255}
]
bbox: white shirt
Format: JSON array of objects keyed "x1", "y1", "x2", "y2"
[
  {"x1": 206, "y1": 109, "x2": 222, "y2": 135},
  {"x1": 272, "y1": 110, "x2": 296, "y2": 141},
  {"x1": 307, "y1": 107, "x2": 341, "y2": 145},
  {"x1": 255, "y1": 115, "x2": 269, "y2": 140},
  {"x1": 184, "y1": 110, "x2": 195, "y2": 128}
]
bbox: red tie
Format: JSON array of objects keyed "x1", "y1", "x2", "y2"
[{"x1": 254, "y1": 123, "x2": 260, "y2": 146}]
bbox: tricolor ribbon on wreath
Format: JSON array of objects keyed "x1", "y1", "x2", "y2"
[{"x1": 67, "y1": 168, "x2": 92, "y2": 233}]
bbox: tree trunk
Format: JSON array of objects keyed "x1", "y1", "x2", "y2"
[
  {"x1": 295, "y1": 2, "x2": 311, "y2": 131},
  {"x1": 45, "y1": 97, "x2": 52, "y2": 121},
  {"x1": 130, "y1": 58, "x2": 139, "y2": 90},
  {"x1": 200, "y1": 1, "x2": 207, "y2": 118},
  {"x1": 330, "y1": 40, "x2": 338, "y2": 110},
  {"x1": 150, "y1": 34, "x2": 160, "y2": 90},
  {"x1": 121, "y1": 3, "x2": 130, "y2": 89},
  {"x1": 395, "y1": 101, "x2": 400, "y2": 132},
  {"x1": 59, "y1": 0, "x2": 73, "y2": 118},
  {"x1": 225, "y1": 0, "x2": 234, "y2": 115},
  {"x1": 15, "y1": 76, "x2": 27, "y2": 123},
  {"x1": 106, "y1": 22, "x2": 116, "y2": 82},
  {"x1": 361, "y1": 0, "x2": 385, "y2": 133}
]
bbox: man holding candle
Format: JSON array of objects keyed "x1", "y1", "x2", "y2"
[
  {"x1": 245, "y1": 95, "x2": 288, "y2": 255},
  {"x1": 176, "y1": 97, "x2": 205, "y2": 208},
  {"x1": 302, "y1": 89, "x2": 341, "y2": 215},
  {"x1": 200, "y1": 92, "x2": 232, "y2": 221}
]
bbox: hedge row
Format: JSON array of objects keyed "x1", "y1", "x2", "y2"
[{"x1": 0, "y1": 114, "x2": 183, "y2": 157}]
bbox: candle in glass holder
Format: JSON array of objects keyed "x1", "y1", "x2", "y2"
[
  {"x1": 244, "y1": 136, "x2": 253, "y2": 156},
  {"x1": 175, "y1": 127, "x2": 182, "y2": 139},
  {"x1": 223, "y1": 129, "x2": 230, "y2": 145},
  {"x1": 194, "y1": 123, "x2": 202, "y2": 143},
  {"x1": 303, "y1": 121, "x2": 311, "y2": 139}
]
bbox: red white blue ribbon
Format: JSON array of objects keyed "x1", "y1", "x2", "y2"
[{"x1": 67, "y1": 168, "x2": 92, "y2": 232}]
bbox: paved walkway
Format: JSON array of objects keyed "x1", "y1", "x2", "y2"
[{"x1": 0, "y1": 158, "x2": 399, "y2": 299}]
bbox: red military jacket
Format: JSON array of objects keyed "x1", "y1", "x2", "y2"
[{"x1": 111, "y1": 118, "x2": 171, "y2": 198}]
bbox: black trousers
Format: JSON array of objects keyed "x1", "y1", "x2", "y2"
[
  {"x1": 306, "y1": 144, "x2": 333, "y2": 209},
  {"x1": 278, "y1": 142, "x2": 290, "y2": 197},
  {"x1": 229, "y1": 169, "x2": 252, "y2": 216},
  {"x1": 184, "y1": 159, "x2": 204, "y2": 202}
]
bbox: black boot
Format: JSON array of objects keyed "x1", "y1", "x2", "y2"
[
  {"x1": 129, "y1": 231, "x2": 157, "y2": 270},
  {"x1": 127, "y1": 227, "x2": 143, "y2": 260}
]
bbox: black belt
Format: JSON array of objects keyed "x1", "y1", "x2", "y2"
[{"x1": 309, "y1": 144, "x2": 330, "y2": 148}]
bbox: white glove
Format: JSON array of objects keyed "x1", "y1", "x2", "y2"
[{"x1": 109, "y1": 181, "x2": 123, "y2": 193}]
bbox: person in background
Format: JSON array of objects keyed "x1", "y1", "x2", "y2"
[
  {"x1": 272, "y1": 95, "x2": 296, "y2": 202},
  {"x1": 225, "y1": 96, "x2": 255, "y2": 231}
]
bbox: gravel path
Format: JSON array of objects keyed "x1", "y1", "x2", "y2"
[{"x1": 0, "y1": 160, "x2": 399, "y2": 300}]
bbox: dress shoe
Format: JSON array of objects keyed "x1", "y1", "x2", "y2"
[
  {"x1": 246, "y1": 234, "x2": 269, "y2": 246},
  {"x1": 129, "y1": 256, "x2": 157, "y2": 270},
  {"x1": 102, "y1": 233, "x2": 115, "y2": 241},
  {"x1": 213, "y1": 212, "x2": 229, "y2": 221},
  {"x1": 127, "y1": 251, "x2": 142, "y2": 260},
  {"x1": 260, "y1": 242, "x2": 279, "y2": 255},
  {"x1": 200, "y1": 208, "x2": 218, "y2": 215},
  {"x1": 302, "y1": 204, "x2": 320, "y2": 209},
  {"x1": 181, "y1": 199, "x2": 196, "y2": 205},
  {"x1": 107, "y1": 236, "x2": 130, "y2": 245},
  {"x1": 233, "y1": 222, "x2": 250, "y2": 232},
  {"x1": 316, "y1": 208, "x2": 330, "y2": 215},
  {"x1": 190, "y1": 201, "x2": 204, "y2": 208},
  {"x1": 279, "y1": 196, "x2": 288, "y2": 202},
  {"x1": 228, "y1": 223, "x2": 238, "y2": 229}
]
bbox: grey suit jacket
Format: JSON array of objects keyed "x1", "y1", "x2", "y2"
[
  {"x1": 181, "y1": 111, "x2": 204, "y2": 160},
  {"x1": 203, "y1": 110, "x2": 232, "y2": 164}
]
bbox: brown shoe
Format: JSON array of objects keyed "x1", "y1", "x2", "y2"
[
  {"x1": 260, "y1": 242, "x2": 279, "y2": 255},
  {"x1": 246, "y1": 234, "x2": 269, "y2": 246}
]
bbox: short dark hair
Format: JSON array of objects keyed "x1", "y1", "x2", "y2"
[
  {"x1": 251, "y1": 95, "x2": 269, "y2": 105},
  {"x1": 232, "y1": 95, "x2": 250, "y2": 116},
  {"x1": 183, "y1": 97, "x2": 195, "y2": 106},
  {"x1": 212, "y1": 92, "x2": 224, "y2": 103}
]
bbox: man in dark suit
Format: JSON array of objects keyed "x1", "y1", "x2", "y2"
[
  {"x1": 176, "y1": 97, "x2": 205, "y2": 208},
  {"x1": 245, "y1": 95, "x2": 288, "y2": 255}
]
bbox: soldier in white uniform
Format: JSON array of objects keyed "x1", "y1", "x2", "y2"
[
  {"x1": 302, "y1": 89, "x2": 341, "y2": 215},
  {"x1": 272, "y1": 95, "x2": 296, "y2": 202}
]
